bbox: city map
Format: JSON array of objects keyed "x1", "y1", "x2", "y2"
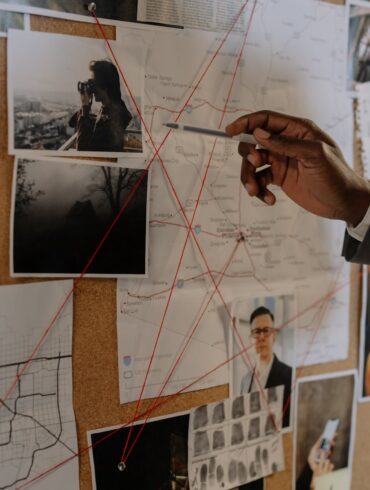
[
  {"x1": 116, "y1": 0, "x2": 352, "y2": 404},
  {"x1": 0, "y1": 281, "x2": 78, "y2": 490}
]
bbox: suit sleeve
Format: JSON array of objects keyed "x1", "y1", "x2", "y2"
[{"x1": 342, "y1": 228, "x2": 370, "y2": 264}]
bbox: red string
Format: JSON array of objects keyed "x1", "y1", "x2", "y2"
[
  {"x1": 277, "y1": 264, "x2": 345, "y2": 429},
  {"x1": 123, "y1": 240, "x2": 241, "y2": 463},
  {"x1": 108, "y1": 1, "x2": 254, "y2": 461},
  {"x1": 14, "y1": 267, "x2": 355, "y2": 490},
  {"x1": 120, "y1": 137, "x2": 219, "y2": 461},
  {"x1": 1, "y1": 0, "x2": 250, "y2": 409},
  {"x1": 2, "y1": 3, "x2": 355, "y2": 488},
  {"x1": 121, "y1": 0, "x2": 280, "y2": 462},
  {"x1": 0, "y1": 166, "x2": 150, "y2": 408}
]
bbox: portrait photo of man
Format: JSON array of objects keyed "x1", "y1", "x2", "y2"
[{"x1": 230, "y1": 295, "x2": 296, "y2": 429}]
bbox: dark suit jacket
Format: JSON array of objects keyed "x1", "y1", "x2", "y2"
[
  {"x1": 244, "y1": 354, "x2": 292, "y2": 428},
  {"x1": 342, "y1": 228, "x2": 370, "y2": 264},
  {"x1": 265, "y1": 354, "x2": 292, "y2": 428}
]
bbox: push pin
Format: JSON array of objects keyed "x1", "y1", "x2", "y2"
[
  {"x1": 237, "y1": 232, "x2": 245, "y2": 243},
  {"x1": 87, "y1": 2, "x2": 96, "y2": 13},
  {"x1": 117, "y1": 461, "x2": 126, "y2": 472}
]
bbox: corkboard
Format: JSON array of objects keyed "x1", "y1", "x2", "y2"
[{"x1": 0, "y1": 3, "x2": 367, "y2": 490}]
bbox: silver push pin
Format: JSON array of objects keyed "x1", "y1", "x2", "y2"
[
  {"x1": 87, "y1": 2, "x2": 96, "y2": 13},
  {"x1": 117, "y1": 461, "x2": 126, "y2": 472}
]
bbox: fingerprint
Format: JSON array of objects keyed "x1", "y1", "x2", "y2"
[
  {"x1": 212, "y1": 402, "x2": 226, "y2": 424},
  {"x1": 228, "y1": 459, "x2": 237, "y2": 483},
  {"x1": 231, "y1": 396, "x2": 245, "y2": 419},
  {"x1": 231, "y1": 422, "x2": 244, "y2": 445},
  {"x1": 193, "y1": 405, "x2": 209, "y2": 430},
  {"x1": 213, "y1": 430, "x2": 225, "y2": 450},
  {"x1": 238, "y1": 461, "x2": 247, "y2": 483}
]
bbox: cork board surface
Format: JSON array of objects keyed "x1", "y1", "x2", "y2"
[{"x1": 0, "y1": 2, "x2": 368, "y2": 489}]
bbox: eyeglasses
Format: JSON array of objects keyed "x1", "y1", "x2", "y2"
[{"x1": 250, "y1": 327, "x2": 275, "y2": 338}]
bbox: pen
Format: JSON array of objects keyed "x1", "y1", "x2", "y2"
[{"x1": 164, "y1": 122, "x2": 259, "y2": 145}]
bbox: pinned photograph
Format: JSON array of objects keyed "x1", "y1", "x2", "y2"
[
  {"x1": 294, "y1": 371, "x2": 357, "y2": 490},
  {"x1": 8, "y1": 29, "x2": 144, "y2": 157},
  {"x1": 0, "y1": 8, "x2": 23, "y2": 35},
  {"x1": 11, "y1": 157, "x2": 149, "y2": 277},
  {"x1": 359, "y1": 265, "x2": 370, "y2": 401},
  {"x1": 347, "y1": 1, "x2": 370, "y2": 88},
  {"x1": 0, "y1": 0, "x2": 137, "y2": 26},
  {"x1": 229, "y1": 293, "x2": 296, "y2": 429},
  {"x1": 88, "y1": 412, "x2": 190, "y2": 490}
]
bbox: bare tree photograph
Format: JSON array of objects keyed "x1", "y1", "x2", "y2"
[
  {"x1": 8, "y1": 30, "x2": 144, "y2": 157},
  {"x1": 11, "y1": 158, "x2": 149, "y2": 277}
]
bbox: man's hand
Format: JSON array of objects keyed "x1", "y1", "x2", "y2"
[{"x1": 225, "y1": 110, "x2": 370, "y2": 227}]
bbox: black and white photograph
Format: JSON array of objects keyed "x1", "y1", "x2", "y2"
[
  {"x1": 347, "y1": 1, "x2": 370, "y2": 89},
  {"x1": 229, "y1": 293, "x2": 296, "y2": 430},
  {"x1": 0, "y1": 0, "x2": 139, "y2": 26},
  {"x1": 11, "y1": 157, "x2": 149, "y2": 277},
  {"x1": 359, "y1": 265, "x2": 370, "y2": 401},
  {"x1": 188, "y1": 391, "x2": 285, "y2": 490},
  {"x1": 294, "y1": 371, "x2": 357, "y2": 490},
  {"x1": 8, "y1": 29, "x2": 144, "y2": 157},
  {"x1": 0, "y1": 8, "x2": 24, "y2": 35},
  {"x1": 88, "y1": 412, "x2": 190, "y2": 490}
]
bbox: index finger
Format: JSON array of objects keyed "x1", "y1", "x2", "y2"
[{"x1": 225, "y1": 110, "x2": 336, "y2": 146}]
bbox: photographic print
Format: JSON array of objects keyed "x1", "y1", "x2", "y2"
[
  {"x1": 229, "y1": 293, "x2": 296, "y2": 430},
  {"x1": 11, "y1": 157, "x2": 149, "y2": 277},
  {"x1": 88, "y1": 412, "x2": 190, "y2": 490},
  {"x1": 8, "y1": 29, "x2": 144, "y2": 157},
  {"x1": 0, "y1": 8, "x2": 24, "y2": 35},
  {"x1": 359, "y1": 265, "x2": 370, "y2": 401},
  {"x1": 293, "y1": 371, "x2": 357, "y2": 490},
  {"x1": 0, "y1": 0, "x2": 138, "y2": 26},
  {"x1": 188, "y1": 391, "x2": 284, "y2": 490},
  {"x1": 347, "y1": 1, "x2": 370, "y2": 89}
]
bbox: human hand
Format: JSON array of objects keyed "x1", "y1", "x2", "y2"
[
  {"x1": 307, "y1": 433, "x2": 336, "y2": 472},
  {"x1": 80, "y1": 91, "x2": 92, "y2": 108},
  {"x1": 225, "y1": 110, "x2": 370, "y2": 227},
  {"x1": 312, "y1": 451, "x2": 334, "y2": 479}
]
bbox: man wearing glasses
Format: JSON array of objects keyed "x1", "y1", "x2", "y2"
[{"x1": 240, "y1": 306, "x2": 292, "y2": 428}]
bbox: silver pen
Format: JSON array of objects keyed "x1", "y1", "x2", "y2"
[{"x1": 164, "y1": 122, "x2": 259, "y2": 145}]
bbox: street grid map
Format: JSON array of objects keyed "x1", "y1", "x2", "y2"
[{"x1": 0, "y1": 281, "x2": 78, "y2": 490}]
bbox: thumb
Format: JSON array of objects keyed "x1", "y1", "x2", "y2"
[{"x1": 254, "y1": 127, "x2": 323, "y2": 160}]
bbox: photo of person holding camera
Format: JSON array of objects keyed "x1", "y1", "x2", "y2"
[{"x1": 69, "y1": 59, "x2": 133, "y2": 152}]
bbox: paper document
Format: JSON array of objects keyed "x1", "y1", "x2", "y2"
[
  {"x1": 137, "y1": 0, "x2": 250, "y2": 31},
  {"x1": 0, "y1": 280, "x2": 79, "y2": 490},
  {"x1": 116, "y1": 0, "x2": 352, "y2": 405},
  {"x1": 188, "y1": 389, "x2": 285, "y2": 489}
]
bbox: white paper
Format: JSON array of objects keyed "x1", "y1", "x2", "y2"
[
  {"x1": 8, "y1": 29, "x2": 145, "y2": 158},
  {"x1": 117, "y1": 0, "x2": 352, "y2": 404},
  {"x1": 0, "y1": 280, "x2": 79, "y2": 490},
  {"x1": 118, "y1": 282, "x2": 229, "y2": 403},
  {"x1": 137, "y1": 0, "x2": 250, "y2": 32},
  {"x1": 188, "y1": 390, "x2": 285, "y2": 489}
]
